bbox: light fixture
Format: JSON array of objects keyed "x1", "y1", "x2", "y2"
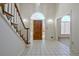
[
  {"x1": 23, "y1": 19, "x2": 28, "y2": 22},
  {"x1": 47, "y1": 19, "x2": 53, "y2": 24}
]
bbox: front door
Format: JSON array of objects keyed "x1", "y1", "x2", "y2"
[{"x1": 33, "y1": 20, "x2": 42, "y2": 40}]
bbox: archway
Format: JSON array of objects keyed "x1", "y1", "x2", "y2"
[{"x1": 30, "y1": 12, "x2": 45, "y2": 41}]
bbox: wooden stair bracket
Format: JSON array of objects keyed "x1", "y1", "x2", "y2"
[
  {"x1": 16, "y1": 27, "x2": 18, "y2": 32},
  {"x1": 3, "y1": 11, "x2": 14, "y2": 17},
  {"x1": 18, "y1": 30, "x2": 21, "y2": 34},
  {"x1": 20, "y1": 34, "x2": 23, "y2": 38},
  {"x1": 22, "y1": 36, "x2": 25, "y2": 40},
  {"x1": 20, "y1": 34, "x2": 27, "y2": 43},
  {"x1": 11, "y1": 22, "x2": 14, "y2": 26},
  {"x1": 13, "y1": 23, "x2": 18, "y2": 29}
]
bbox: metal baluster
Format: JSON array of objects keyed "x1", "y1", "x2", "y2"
[
  {"x1": 26, "y1": 28, "x2": 30, "y2": 44},
  {"x1": 10, "y1": 3, "x2": 12, "y2": 25}
]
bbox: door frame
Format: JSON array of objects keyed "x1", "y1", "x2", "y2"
[
  {"x1": 30, "y1": 19, "x2": 45, "y2": 41},
  {"x1": 33, "y1": 20, "x2": 43, "y2": 40}
]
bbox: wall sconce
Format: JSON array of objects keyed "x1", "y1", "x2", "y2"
[
  {"x1": 47, "y1": 19, "x2": 53, "y2": 24},
  {"x1": 23, "y1": 19, "x2": 28, "y2": 23}
]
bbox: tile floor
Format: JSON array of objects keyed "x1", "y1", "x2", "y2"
[
  {"x1": 58, "y1": 37, "x2": 70, "y2": 46},
  {"x1": 21, "y1": 40, "x2": 70, "y2": 56}
]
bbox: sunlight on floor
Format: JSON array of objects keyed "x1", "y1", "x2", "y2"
[{"x1": 21, "y1": 40, "x2": 70, "y2": 56}]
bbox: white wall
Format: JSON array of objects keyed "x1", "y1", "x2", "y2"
[
  {"x1": 19, "y1": 3, "x2": 57, "y2": 40},
  {"x1": 55, "y1": 3, "x2": 72, "y2": 40},
  {"x1": 55, "y1": 3, "x2": 79, "y2": 55},
  {"x1": 57, "y1": 17, "x2": 61, "y2": 38},
  {"x1": 40, "y1": 3, "x2": 56, "y2": 40},
  {"x1": 56, "y1": 4, "x2": 72, "y2": 17},
  {"x1": 0, "y1": 12, "x2": 25, "y2": 56},
  {"x1": 70, "y1": 4, "x2": 79, "y2": 55}
]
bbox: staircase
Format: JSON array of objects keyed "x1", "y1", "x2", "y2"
[{"x1": 0, "y1": 3, "x2": 30, "y2": 44}]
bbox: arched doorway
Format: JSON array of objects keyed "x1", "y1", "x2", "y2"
[
  {"x1": 30, "y1": 12, "x2": 45, "y2": 40},
  {"x1": 57, "y1": 15, "x2": 71, "y2": 46}
]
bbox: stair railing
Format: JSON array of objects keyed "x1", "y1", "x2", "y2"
[{"x1": 0, "y1": 3, "x2": 30, "y2": 44}]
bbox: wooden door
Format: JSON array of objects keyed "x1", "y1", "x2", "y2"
[{"x1": 33, "y1": 20, "x2": 42, "y2": 40}]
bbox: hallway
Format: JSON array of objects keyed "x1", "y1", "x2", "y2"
[
  {"x1": 21, "y1": 40, "x2": 70, "y2": 56},
  {"x1": 1, "y1": 3, "x2": 79, "y2": 56}
]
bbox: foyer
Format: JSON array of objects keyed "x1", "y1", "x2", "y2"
[{"x1": 0, "y1": 3, "x2": 79, "y2": 56}]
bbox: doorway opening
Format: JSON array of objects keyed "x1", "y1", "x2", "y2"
[
  {"x1": 57, "y1": 15, "x2": 71, "y2": 46},
  {"x1": 30, "y1": 12, "x2": 45, "y2": 41}
]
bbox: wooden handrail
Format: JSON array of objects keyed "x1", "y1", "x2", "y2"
[
  {"x1": 14, "y1": 3, "x2": 26, "y2": 29},
  {"x1": 3, "y1": 11, "x2": 14, "y2": 17},
  {"x1": 1, "y1": 3, "x2": 30, "y2": 44},
  {"x1": 0, "y1": 3, "x2": 14, "y2": 17},
  {"x1": 14, "y1": 4, "x2": 30, "y2": 44},
  {"x1": 0, "y1": 3, "x2": 27, "y2": 30}
]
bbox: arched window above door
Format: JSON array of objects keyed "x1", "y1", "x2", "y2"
[
  {"x1": 31, "y1": 12, "x2": 45, "y2": 20},
  {"x1": 61, "y1": 15, "x2": 70, "y2": 22}
]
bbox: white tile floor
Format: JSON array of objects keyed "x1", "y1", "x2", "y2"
[
  {"x1": 58, "y1": 37, "x2": 70, "y2": 46},
  {"x1": 21, "y1": 40, "x2": 70, "y2": 56}
]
